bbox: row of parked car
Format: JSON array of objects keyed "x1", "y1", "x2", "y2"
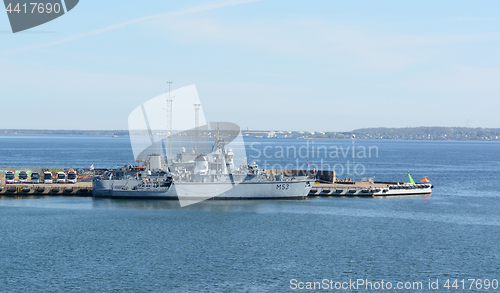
[{"x1": 5, "y1": 170, "x2": 78, "y2": 184}]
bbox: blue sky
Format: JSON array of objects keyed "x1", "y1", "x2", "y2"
[{"x1": 1, "y1": 0, "x2": 499, "y2": 131}]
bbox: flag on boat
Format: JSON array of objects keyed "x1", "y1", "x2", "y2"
[{"x1": 90, "y1": 164, "x2": 94, "y2": 170}]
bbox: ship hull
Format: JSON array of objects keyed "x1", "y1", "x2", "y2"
[
  {"x1": 93, "y1": 179, "x2": 312, "y2": 200},
  {"x1": 173, "y1": 180, "x2": 312, "y2": 200},
  {"x1": 93, "y1": 179, "x2": 174, "y2": 199}
]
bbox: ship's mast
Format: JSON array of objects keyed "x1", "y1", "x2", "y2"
[
  {"x1": 166, "y1": 81, "x2": 174, "y2": 158},
  {"x1": 194, "y1": 103, "x2": 200, "y2": 155}
]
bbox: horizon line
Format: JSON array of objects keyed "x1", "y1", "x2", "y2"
[{"x1": 1, "y1": 126, "x2": 499, "y2": 133}]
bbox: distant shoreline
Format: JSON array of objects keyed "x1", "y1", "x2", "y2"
[
  {"x1": 1, "y1": 127, "x2": 499, "y2": 141},
  {"x1": 0, "y1": 130, "x2": 129, "y2": 137}
]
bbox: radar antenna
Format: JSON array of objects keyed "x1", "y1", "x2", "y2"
[{"x1": 165, "y1": 81, "x2": 175, "y2": 158}]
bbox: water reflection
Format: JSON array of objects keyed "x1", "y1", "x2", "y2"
[
  {"x1": 1, "y1": 195, "x2": 499, "y2": 226},
  {"x1": 91, "y1": 197, "x2": 301, "y2": 212},
  {"x1": 0, "y1": 195, "x2": 307, "y2": 212}
]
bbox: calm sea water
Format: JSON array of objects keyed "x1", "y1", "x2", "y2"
[{"x1": 0, "y1": 135, "x2": 499, "y2": 292}]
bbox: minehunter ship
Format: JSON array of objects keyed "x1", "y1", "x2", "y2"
[
  {"x1": 92, "y1": 134, "x2": 312, "y2": 202},
  {"x1": 93, "y1": 84, "x2": 312, "y2": 204}
]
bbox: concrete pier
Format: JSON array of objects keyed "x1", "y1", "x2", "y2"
[
  {"x1": 0, "y1": 182, "x2": 92, "y2": 196},
  {"x1": 0, "y1": 181, "x2": 432, "y2": 198}
]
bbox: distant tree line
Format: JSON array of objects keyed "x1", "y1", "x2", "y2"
[
  {"x1": 349, "y1": 127, "x2": 500, "y2": 141},
  {"x1": 243, "y1": 127, "x2": 500, "y2": 141},
  {"x1": 0, "y1": 129, "x2": 129, "y2": 136}
]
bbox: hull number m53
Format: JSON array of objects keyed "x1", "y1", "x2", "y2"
[{"x1": 276, "y1": 183, "x2": 290, "y2": 190}]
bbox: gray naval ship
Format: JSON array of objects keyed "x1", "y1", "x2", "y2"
[
  {"x1": 93, "y1": 84, "x2": 312, "y2": 205},
  {"x1": 93, "y1": 129, "x2": 313, "y2": 205}
]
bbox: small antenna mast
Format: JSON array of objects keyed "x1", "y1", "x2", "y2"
[
  {"x1": 194, "y1": 103, "x2": 201, "y2": 155},
  {"x1": 165, "y1": 81, "x2": 174, "y2": 158}
]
